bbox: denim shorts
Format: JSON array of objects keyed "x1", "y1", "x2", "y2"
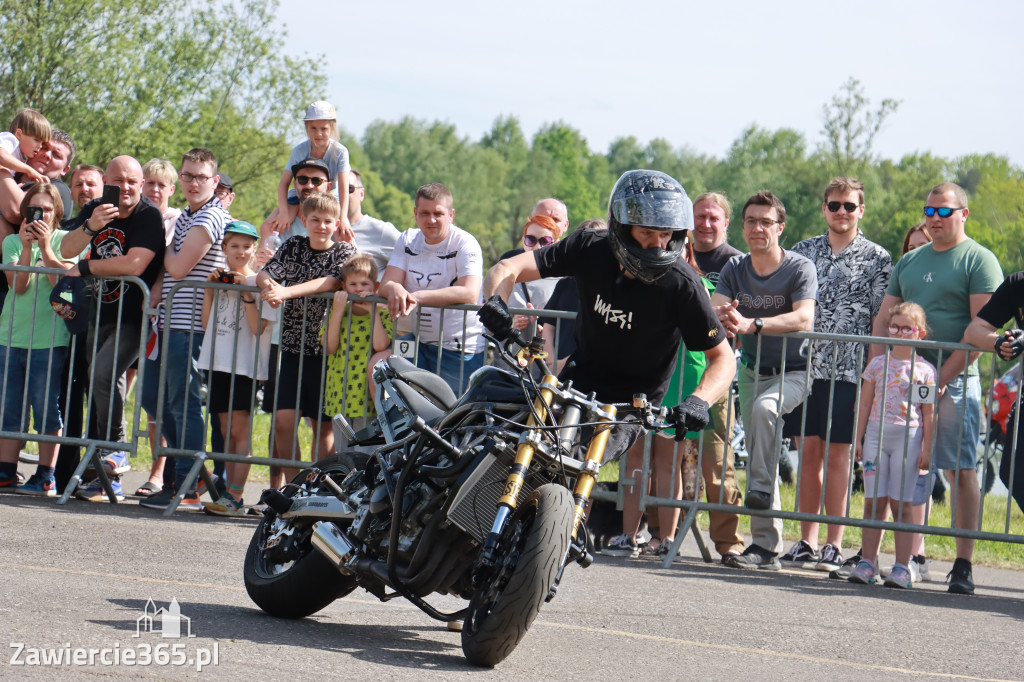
[
  {"x1": 933, "y1": 375, "x2": 981, "y2": 471},
  {"x1": 0, "y1": 345, "x2": 67, "y2": 433}
]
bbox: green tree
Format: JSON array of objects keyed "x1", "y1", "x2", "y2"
[
  {"x1": 819, "y1": 77, "x2": 900, "y2": 177},
  {"x1": 0, "y1": 0, "x2": 326, "y2": 226}
]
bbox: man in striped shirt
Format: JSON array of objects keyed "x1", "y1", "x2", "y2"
[{"x1": 140, "y1": 147, "x2": 230, "y2": 511}]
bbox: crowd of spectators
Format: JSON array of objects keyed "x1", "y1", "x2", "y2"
[{"x1": 0, "y1": 105, "x2": 1020, "y2": 597}]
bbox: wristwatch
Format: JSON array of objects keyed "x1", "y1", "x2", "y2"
[{"x1": 753, "y1": 318, "x2": 764, "y2": 335}]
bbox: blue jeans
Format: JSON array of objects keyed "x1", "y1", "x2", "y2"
[
  {"x1": 933, "y1": 375, "x2": 981, "y2": 471},
  {"x1": 402, "y1": 334, "x2": 484, "y2": 395},
  {"x1": 141, "y1": 330, "x2": 205, "y2": 490},
  {"x1": 0, "y1": 345, "x2": 67, "y2": 433}
]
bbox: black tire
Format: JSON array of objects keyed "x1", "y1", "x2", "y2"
[
  {"x1": 243, "y1": 452, "x2": 365, "y2": 618},
  {"x1": 461, "y1": 484, "x2": 574, "y2": 667}
]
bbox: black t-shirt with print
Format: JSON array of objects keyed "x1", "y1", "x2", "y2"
[
  {"x1": 534, "y1": 229, "x2": 725, "y2": 403},
  {"x1": 693, "y1": 242, "x2": 742, "y2": 287},
  {"x1": 72, "y1": 195, "x2": 166, "y2": 327},
  {"x1": 978, "y1": 270, "x2": 1024, "y2": 329}
]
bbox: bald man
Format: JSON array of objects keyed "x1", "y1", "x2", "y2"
[
  {"x1": 61, "y1": 155, "x2": 166, "y2": 454},
  {"x1": 533, "y1": 197, "x2": 569, "y2": 236}
]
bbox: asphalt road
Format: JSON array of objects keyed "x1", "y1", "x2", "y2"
[{"x1": 2, "y1": 483, "x2": 1023, "y2": 681}]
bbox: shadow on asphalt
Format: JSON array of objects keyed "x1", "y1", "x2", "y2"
[
  {"x1": 635, "y1": 556, "x2": 1024, "y2": 623},
  {"x1": 93, "y1": 598, "x2": 476, "y2": 672}
]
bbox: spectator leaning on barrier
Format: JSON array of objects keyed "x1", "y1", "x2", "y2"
[
  {"x1": 380, "y1": 182, "x2": 486, "y2": 395},
  {"x1": 784, "y1": 177, "x2": 892, "y2": 573},
  {"x1": 347, "y1": 169, "x2": 400, "y2": 279},
  {"x1": 0, "y1": 183, "x2": 78, "y2": 493},
  {"x1": 59, "y1": 156, "x2": 165, "y2": 473},
  {"x1": 712, "y1": 190, "x2": 817, "y2": 571},
  {"x1": 139, "y1": 147, "x2": 230, "y2": 512},
  {"x1": 689, "y1": 192, "x2": 745, "y2": 560},
  {"x1": 67, "y1": 164, "x2": 104, "y2": 217},
  {"x1": 964, "y1": 272, "x2": 1024, "y2": 514},
  {"x1": 258, "y1": 192, "x2": 355, "y2": 488},
  {"x1": 482, "y1": 169, "x2": 735, "y2": 475},
  {"x1": 872, "y1": 181, "x2": 1003, "y2": 595}
]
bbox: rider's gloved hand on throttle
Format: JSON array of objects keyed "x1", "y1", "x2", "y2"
[
  {"x1": 669, "y1": 395, "x2": 710, "y2": 441},
  {"x1": 995, "y1": 329, "x2": 1024, "y2": 360},
  {"x1": 479, "y1": 295, "x2": 515, "y2": 341}
]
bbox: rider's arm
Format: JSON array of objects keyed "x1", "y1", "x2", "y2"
[{"x1": 483, "y1": 250, "x2": 540, "y2": 301}]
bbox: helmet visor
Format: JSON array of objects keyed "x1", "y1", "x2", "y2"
[{"x1": 611, "y1": 190, "x2": 693, "y2": 231}]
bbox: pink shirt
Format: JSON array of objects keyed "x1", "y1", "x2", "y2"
[{"x1": 862, "y1": 354, "x2": 937, "y2": 427}]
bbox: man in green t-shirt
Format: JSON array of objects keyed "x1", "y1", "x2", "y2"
[{"x1": 872, "y1": 182, "x2": 1003, "y2": 595}]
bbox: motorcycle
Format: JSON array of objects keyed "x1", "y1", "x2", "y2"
[{"x1": 242, "y1": 325, "x2": 669, "y2": 667}]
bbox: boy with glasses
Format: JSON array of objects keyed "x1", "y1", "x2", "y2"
[{"x1": 872, "y1": 182, "x2": 1003, "y2": 594}]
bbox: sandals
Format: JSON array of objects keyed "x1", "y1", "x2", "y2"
[{"x1": 135, "y1": 481, "x2": 162, "y2": 497}]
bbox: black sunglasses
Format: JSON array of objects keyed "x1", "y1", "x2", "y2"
[
  {"x1": 296, "y1": 175, "x2": 326, "y2": 187},
  {"x1": 349, "y1": 184, "x2": 362, "y2": 194},
  {"x1": 523, "y1": 234, "x2": 555, "y2": 248},
  {"x1": 924, "y1": 206, "x2": 964, "y2": 218},
  {"x1": 826, "y1": 201, "x2": 860, "y2": 213}
]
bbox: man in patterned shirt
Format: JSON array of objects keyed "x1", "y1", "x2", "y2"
[{"x1": 783, "y1": 177, "x2": 892, "y2": 572}]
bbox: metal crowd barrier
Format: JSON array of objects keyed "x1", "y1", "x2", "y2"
[
  {"x1": 0, "y1": 264, "x2": 151, "y2": 504},
  {"x1": 635, "y1": 330, "x2": 1024, "y2": 569}
]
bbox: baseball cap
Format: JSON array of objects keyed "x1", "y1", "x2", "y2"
[
  {"x1": 303, "y1": 101, "x2": 337, "y2": 121},
  {"x1": 50, "y1": 276, "x2": 89, "y2": 335},
  {"x1": 291, "y1": 157, "x2": 330, "y2": 177},
  {"x1": 216, "y1": 173, "x2": 233, "y2": 190},
  {"x1": 224, "y1": 220, "x2": 259, "y2": 240}
]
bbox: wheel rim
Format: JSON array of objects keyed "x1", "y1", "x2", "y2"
[{"x1": 464, "y1": 505, "x2": 536, "y2": 634}]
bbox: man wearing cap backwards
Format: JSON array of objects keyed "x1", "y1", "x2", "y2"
[
  {"x1": 59, "y1": 155, "x2": 166, "y2": 464},
  {"x1": 482, "y1": 169, "x2": 735, "y2": 459}
]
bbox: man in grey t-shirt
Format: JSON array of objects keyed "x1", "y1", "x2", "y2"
[
  {"x1": 712, "y1": 190, "x2": 817, "y2": 570},
  {"x1": 347, "y1": 169, "x2": 400, "y2": 279}
]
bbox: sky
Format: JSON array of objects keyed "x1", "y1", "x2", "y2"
[{"x1": 278, "y1": 0, "x2": 1024, "y2": 167}]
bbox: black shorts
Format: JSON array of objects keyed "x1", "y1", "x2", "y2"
[
  {"x1": 785, "y1": 379, "x2": 857, "y2": 444},
  {"x1": 260, "y1": 345, "x2": 280, "y2": 413},
  {"x1": 270, "y1": 351, "x2": 332, "y2": 422},
  {"x1": 208, "y1": 370, "x2": 257, "y2": 414}
]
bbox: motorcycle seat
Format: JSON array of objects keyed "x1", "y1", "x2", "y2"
[{"x1": 385, "y1": 356, "x2": 459, "y2": 411}]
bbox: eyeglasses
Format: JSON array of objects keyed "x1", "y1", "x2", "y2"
[
  {"x1": 924, "y1": 206, "x2": 965, "y2": 218},
  {"x1": 214, "y1": 187, "x2": 232, "y2": 197},
  {"x1": 296, "y1": 175, "x2": 326, "y2": 187},
  {"x1": 826, "y1": 201, "x2": 860, "y2": 213},
  {"x1": 349, "y1": 185, "x2": 362, "y2": 194},
  {"x1": 742, "y1": 217, "x2": 781, "y2": 230},
  {"x1": 523, "y1": 234, "x2": 555, "y2": 248},
  {"x1": 887, "y1": 324, "x2": 920, "y2": 335},
  {"x1": 180, "y1": 172, "x2": 213, "y2": 185}
]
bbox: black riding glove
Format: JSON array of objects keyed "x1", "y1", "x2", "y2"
[
  {"x1": 996, "y1": 329, "x2": 1024, "y2": 360},
  {"x1": 669, "y1": 395, "x2": 710, "y2": 441},
  {"x1": 479, "y1": 295, "x2": 514, "y2": 342}
]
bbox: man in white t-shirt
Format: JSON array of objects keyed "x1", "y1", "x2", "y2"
[
  {"x1": 379, "y1": 182, "x2": 485, "y2": 394},
  {"x1": 347, "y1": 169, "x2": 400, "y2": 278}
]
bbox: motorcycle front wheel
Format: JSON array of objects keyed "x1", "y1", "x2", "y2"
[
  {"x1": 243, "y1": 452, "x2": 365, "y2": 618},
  {"x1": 461, "y1": 483, "x2": 574, "y2": 667}
]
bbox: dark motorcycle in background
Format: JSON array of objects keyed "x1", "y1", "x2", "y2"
[{"x1": 242, "y1": 324, "x2": 669, "y2": 666}]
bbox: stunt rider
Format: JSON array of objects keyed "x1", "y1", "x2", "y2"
[{"x1": 482, "y1": 169, "x2": 735, "y2": 456}]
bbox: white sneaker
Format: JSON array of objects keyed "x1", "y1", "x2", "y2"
[{"x1": 913, "y1": 556, "x2": 933, "y2": 582}]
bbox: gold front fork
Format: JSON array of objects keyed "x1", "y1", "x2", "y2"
[
  {"x1": 570, "y1": 404, "x2": 617, "y2": 533},
  {"x1": 496, "y1": 377, "x2": 556, "y2": 509}
]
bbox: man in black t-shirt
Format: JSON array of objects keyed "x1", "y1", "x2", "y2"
[
  {"x1": 964, "y1": 271, "x2": 1024, "y2": 512},
  {"x1": 60, "y1": 156, "x2": 166, "y2": 449},
  {"x1": 483, "y1": 170, "x2": 733, "y2": 455}
]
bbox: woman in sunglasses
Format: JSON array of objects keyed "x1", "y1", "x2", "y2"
[{"x1": 507, "y1": 214, "x2": 561, "y2": 339}]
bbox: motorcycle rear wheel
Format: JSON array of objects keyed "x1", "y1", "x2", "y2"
[
  {"x1": 243, "y1": 452, "x2": 365, "y2": 618},
  {"x1": 461, "y1": 483, "x2": 574, "y2": 667}
]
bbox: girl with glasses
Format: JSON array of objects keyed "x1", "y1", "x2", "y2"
[{"x1": 849, "y1": 302, "x2": 935, "y2": 589}]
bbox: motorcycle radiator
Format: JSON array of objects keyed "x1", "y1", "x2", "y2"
[{"x1": 446, "y1": 451, "x2": 537, "y2": 544}]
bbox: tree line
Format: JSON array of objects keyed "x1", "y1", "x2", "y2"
[{"x1": 3, "y1": 1, "x2": 1021, "y2": 273}]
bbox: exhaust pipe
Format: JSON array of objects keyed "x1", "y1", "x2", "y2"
[{"x1": 311, "y1": 521, "x2": 358, "y2": 575}]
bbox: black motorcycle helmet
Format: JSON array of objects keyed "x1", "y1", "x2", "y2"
[{"x1": 607, "y1": 169, "x2": 694, "y2": 284}]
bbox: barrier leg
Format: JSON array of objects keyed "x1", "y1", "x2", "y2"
[
  {"x1": 663, "y1": 502, "x2": 712, "y2": 568},
  {"x1": 57, "y1": 444, "x2": 98, "y2": 505}
]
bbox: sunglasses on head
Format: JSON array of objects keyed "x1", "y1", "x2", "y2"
[
  {"x1": 923, "y1": 206, "x2": 964, "y2": 218},
  {"x1": 826, "y1": 201, "x2": 860, "y2": 213},
  {"x1": 522, "y1": 234, "x2": 555, "y2": 248},
  {"x1": 295, "y1": 175, "x2": 326, "y2": 187}
]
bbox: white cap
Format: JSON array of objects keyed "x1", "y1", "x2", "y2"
[{"x1": 303, "y1": 101, "x2": 337, "y2": 121}]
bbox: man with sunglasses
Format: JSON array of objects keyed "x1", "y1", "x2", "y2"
[
  {"x1": 873, "y1": 182, "x2": 1003, "y2": 594},
  {"x1": 347, "y1": 169, "x2": 400, "y2": 278},
  {"x1": 782, "y1": 177, "x2": 892, "y2": 573}
]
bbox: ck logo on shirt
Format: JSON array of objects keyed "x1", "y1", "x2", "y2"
[
  {"x1": 923, "y1": 272, "x2": 934, "y2": 282},
  {"x1": 593, "y1": 294, "x2": 632, "y2": 330}
]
